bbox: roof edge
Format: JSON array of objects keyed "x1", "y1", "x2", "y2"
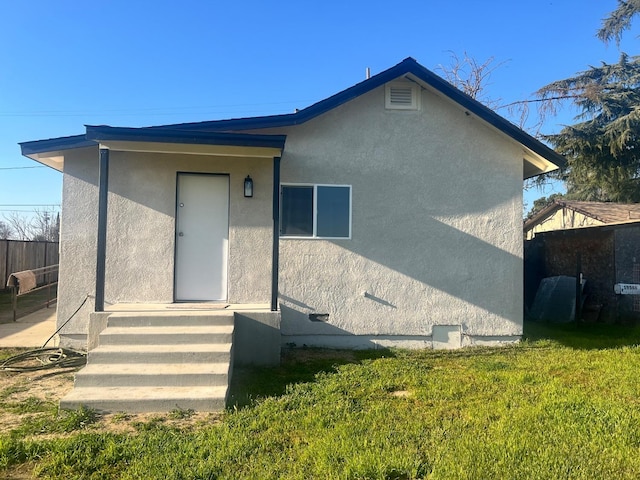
[
  {"x1": 85, "y1": 125, "x2": 287, "y2": 149},
  {"x1": 523, "y1": 200, "x2": 563, "y2": 231},
  {"x1": 152, "y1": 57, "x2": 566, "y2": 171},
  {"x1": 20, "y1": 134, "x2": 96, "y2": 157},
  {"x1": 20, "y1": 57, "x2": 565, "y2": 174}
]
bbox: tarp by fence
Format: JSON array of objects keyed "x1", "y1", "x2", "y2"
[{"x1": 0, "y1": 240, "x2": 59, "y2": 288}]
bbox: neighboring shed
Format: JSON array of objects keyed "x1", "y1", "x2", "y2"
[
  {"x1": 525, "y1": 221, "x2": 640, "y2": 324},
  {"x1": 524, "y1": 200, "x2": 640, "y2": 240}
]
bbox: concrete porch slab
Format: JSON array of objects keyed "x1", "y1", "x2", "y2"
[{"x1": 105, "y1": 303, "x2": 272, "y2": 312}]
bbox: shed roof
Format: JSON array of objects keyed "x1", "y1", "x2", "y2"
[{"x1": 524, "y1": 200, "x2": 640, "y2": 232}]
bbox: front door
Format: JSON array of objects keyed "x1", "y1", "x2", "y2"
[{"x1": 175, "y1": 173, "x2": 229, "y2": 301}]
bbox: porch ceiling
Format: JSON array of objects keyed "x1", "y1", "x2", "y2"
[{"x1": 94, "y1": 139, "x2": 282, "y2": 158}]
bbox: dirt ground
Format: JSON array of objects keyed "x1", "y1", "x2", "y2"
[
  {"x1": 0, "y1": 347, "x2": 360, "y2": 438},
  {"x1": 0, "y1": 353, "x2": 221, "y2": 437}
]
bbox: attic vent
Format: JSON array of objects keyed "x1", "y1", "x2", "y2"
[
  {"x1": 385, "y1": 82, "x2": 420, "y2": 110},
  {"x1": 390, "y1": 86, "x2": 413, "y2": 104}
]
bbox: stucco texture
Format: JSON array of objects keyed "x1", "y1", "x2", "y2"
[
  {"x1": 270, "y1": 82, "x2": 524, "y2": 343},
  {"x1": 57, "y1": 78, "x2": 527, "y2": 349},
  {"x1": 57, "y1": 147, "x2": 100, "y2": 346}
]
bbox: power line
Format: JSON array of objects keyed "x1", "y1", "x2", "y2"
[
  {"x1": 0, "y1": 166, "x2": 46, "y2": 170},
  {"x1": 0, "y1": 204, "x2": 60, "y2": 207},
  {"x1": 0, "y1": 209, "x2": 59, "y2": 213},
  {"x1": 0, "y1": 100, "x2": 315, "y2": 118}
]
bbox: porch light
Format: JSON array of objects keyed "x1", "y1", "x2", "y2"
[{"x1": 244, "y1": 175, "x2": 254, "y2": 198}]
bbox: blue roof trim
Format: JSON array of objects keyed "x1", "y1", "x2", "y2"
[
  {"x1": 20, "y1": 134, "x2": 96, "y2": 156},
  {"x1": 153, "y1": 59, "x2": 416, "y2": 132},
  {"x1": 20, "y1": 58, "x2": 564, "y2": 170},
  {"x1": 405, "y1": 60, "x2": 567, "y2": 169},
  {"x1": 85, "y1": 125, "x2": 287, "y2": 149},
  {"x1": 156, "y1": 57, "x2": 565, "y2": 169}
]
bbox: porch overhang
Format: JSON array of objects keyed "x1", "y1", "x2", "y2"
[
  {"x1": 20, "y1": 126, "x2": 287, "y2": 171},
  {"x1": 85, "y1": 125, "x2": 286, "y2": 158},
  {"x1": 20, "y1": 135, "x2": 95, "y2": 172}
]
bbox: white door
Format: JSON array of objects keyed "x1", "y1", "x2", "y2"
[{"x1": 175, "y1": 173, "x2": 229, "y2": 301}]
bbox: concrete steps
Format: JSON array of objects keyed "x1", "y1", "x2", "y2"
[
  {"x1": 61, "y1": 386, "x2": 228, "y2": 412},
  {"x1": 60, "y1": 311, "x2": 234, "y2": 413},
  {"x1": 98, "y1": 325, "x2": 233, "y2": 345}
]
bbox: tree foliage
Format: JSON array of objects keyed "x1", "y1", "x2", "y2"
[
  {"x1": 539, "y1": 54, "x2": 640, "y2": 201},
  {"x1": 536, "y1": 3, "x2": 640, "y2": 202},
  {"x1": 525, "y1": 193, "x2": 565, "y2": 220},
  {"x1": 597, "y1": 0, "x2": 640, "y2": 45}
]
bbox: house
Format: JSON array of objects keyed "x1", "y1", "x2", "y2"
[
  {"x1": 20, "y1": 58, "x2": 564, "y2": 411},
  {"x1": 524, "y1": 199, "x2": 640, "y2": 239}
]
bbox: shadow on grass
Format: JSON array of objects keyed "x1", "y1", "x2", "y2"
[
  {"x1": 523, "y1": 319, "x2": 640, "y2": 350},
  {"x1": 228, "y1": 347, "x2": 394, "y2": 409},
  {"x1": 0, "y1": 287, "x2": 57, "y2": 323}
]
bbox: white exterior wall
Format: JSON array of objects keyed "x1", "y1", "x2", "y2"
[
  {"x1": 56, "y1": 149, "x2": 273, "y2": 347},
  {"x1": 57, "y1": 148, "x2": 100, "y2": 347},
  {"x1": 274, "y1": 83, "x2": 524, "y2": 348},
  {"x1": 56, "y1": 79, "x2": 528, "y2": 350}
]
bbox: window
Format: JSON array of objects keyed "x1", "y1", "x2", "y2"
[{"x1": 280, "y1": 184, "x2": 351, "y2": 239}]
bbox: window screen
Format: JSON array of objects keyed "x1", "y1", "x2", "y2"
[
  {"x1": 317, "y1": 186, "x2": 350, "y2": 238},
  {"x1": 280, "y1": 184, "x2": 351, "y2": 238},
  {"x1": 280, "y1": 186, "x2": 313, "y2": 236}
]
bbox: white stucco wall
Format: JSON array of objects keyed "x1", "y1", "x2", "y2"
[
  {"x1": 56, "y1": 78, "x2": 528, "y2": 350},
  {"x1": 57, "y1": 147, "x2": 100, "y2": 347},
  {"x1": 56, "y1": 149, "x2": 273, "y2": 347},
  {"x1": 269, "y1": 82, "x2": 525, "y2": 348}
]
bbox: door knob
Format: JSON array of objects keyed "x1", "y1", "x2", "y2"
[{"x1": 178, "y1": 232, "x2": 184, "y2": 237}]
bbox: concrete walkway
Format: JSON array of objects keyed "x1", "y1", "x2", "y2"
[{"x1": 0, "y1": 307, "x2": 57, "y2": 348}]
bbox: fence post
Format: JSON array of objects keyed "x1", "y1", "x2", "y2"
[
  {"x1": 575, "y1": 252, "x2": 582, "y2": 326},
  {"x1": 12, "y1": 285, "x2": 17, "y2": 322},
  {"x1": 4, "y1": 240, "x2": 9, "y2": 289}
]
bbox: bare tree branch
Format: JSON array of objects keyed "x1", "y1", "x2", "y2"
[
  {"x1": 2, "y1": 210, "x2": 60, "y2": 241},
  {"x1": 0, "y1": 221, "x2": 12, "y2": 240},
  {"x1": 436, "y1": 51, "x2": 508, "y2": 110}
]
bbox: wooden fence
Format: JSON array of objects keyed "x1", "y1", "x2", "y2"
[{"x1": 1, "y1": 240, "x2": 59, "y2": 289}]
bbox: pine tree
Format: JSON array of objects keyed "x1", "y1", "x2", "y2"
[
  {"x1": 598, "y1": 0, "x2": 640, "y2": 45},
  {"x1": 537, "y1": 2, "x2": 640, "y2": 202}
]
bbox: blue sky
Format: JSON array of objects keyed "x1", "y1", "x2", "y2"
[{"x1": 1, "y1": 0, "x2": 637, "y2": 220}]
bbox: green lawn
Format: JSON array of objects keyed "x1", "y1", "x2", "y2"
[{"x1": 2, "y1": 321, "x2": 640, "y2": 479}]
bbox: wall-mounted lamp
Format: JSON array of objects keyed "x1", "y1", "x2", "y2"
[{"x1": 244, "y1": 175, "x2": 254, "y2": 198}]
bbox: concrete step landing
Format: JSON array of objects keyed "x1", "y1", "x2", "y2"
[
  {"x1": 61, "y1": 386, "x2": 228, "y2": 412},
  {"x1": 60, "y1": 311, "x2": 234, "y2": 413}
]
